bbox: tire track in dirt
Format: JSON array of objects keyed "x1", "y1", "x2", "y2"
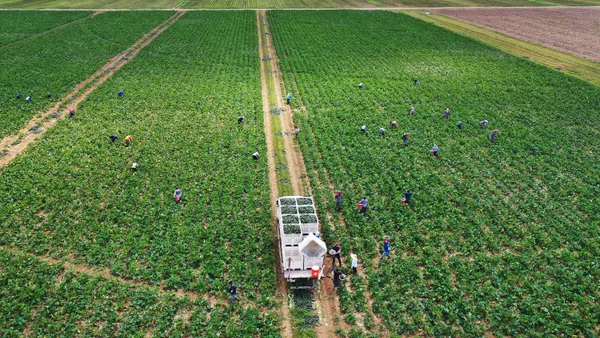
[
  {"x1": 0, "y1": 11, "x2": 185, "y2": 168},
  {"x1": 257, "y1": 10, "x2": 294, "y2": 338}
]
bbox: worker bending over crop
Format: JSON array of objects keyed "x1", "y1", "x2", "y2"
[
  {"x1": 380, "y1": 238, "x2": 391, "y2": 261},
  {"x1": 109, "y1": 134, "x2": 118, "y2": 143},
  {"x1": 404, "y1": 190, "x2": 412, "y2": 204},
  {"x1": 252, "y1": 152, "x2": 259, "y2": 160},
  {"x1": 409, "y1": 106, "x2": 415, "y2": 115},
  {"x1": 359, "y1": 197, "x2": 368, "y2": 214},
  {"x1": 361, "y1": 125, "x2": 367, "y2": 133},
  {"x1": 331, "y1": 243, "x2": 342, "y2": 266},
  {"x1": 124, "y1": 135, "x2": 133, "y2": 146},
  {"x1": 238, "y1": 116, "x2": 244, "y2": 124},
  {"x1": 118, "y1": 91, "x2": 124, "y2": 97},
  {"x1": 173, "y1": 188, "x2": 182, "y2": 202},
  {"x1": 286, "y1": 93, "x2": 291, "y2": 104},
  {"x1": 131, "y1": 162, "x2": 138, "y2": 172},
  {"x1": 380, "y1": 127, "x2": 386, "y2": 136},
  {"x1": 351, "y1": 253, "x2": 358, "y2": 274},
  {"x1": 331, "y1": 268, "x2": 342, "y2": 288},
  {"x1": 391, "y1": 121, "x2": 397, "y2": 129},
  {"x1": 480, "y1": 120, "x2": 488, "y2": 128},
  {"x1": 69, "y1": 108, "x2": 75, "y2": 118},
  {"x1": 358, "y1": 82, "x2": 364, "y2": 89},
  {"x1": 490, "y1": 130, "x2": 499, "y2": 143},
  {"x1": 294, "y1": 125, "x2": 300, "y2": 138},
  {"x1": 443, "y1": 107, "x2": 451, "y2": 119},
  {"x1": 228, "y1": 281, "x2": 238, "y2": 303},
  {"x1": 431, "y1": 144, "x2": 439, "y2": 157},
  {"x1": 457, "y1": 121, "x2": 463, "y2": 130},
  {"x1": 335, "y1": 190, "x2": 342, "y2": 210},
  {"x1": 26, "y1": 96, "x2": 32, "y2": 103},
  {"x1": 402, "y1": 133, "x2": 409, "y2": 146}
]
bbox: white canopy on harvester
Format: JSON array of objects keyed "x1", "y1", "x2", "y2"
[{"x1": 298, "y1": 233, "x2": 327, "y2": 258}]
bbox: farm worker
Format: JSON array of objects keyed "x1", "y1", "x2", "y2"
[
  {"x1": 457, "y1": 121, "x2": 463, "y2": 130},
  {"x1": 314, "y1": 231, "x2": 321, "y2": 239},
  {"x1": 228, "y1": 281, "x2": 238, "y2": 303},
  {"x1": 361, "y1": 125, "x2": 367, "y2": 133},
  {"x1": 380, "y1": 238, "x2": 391, "y2": 261},
  {"x1": 26, "y1": 96, "x2": 32, "y2": 103},
  {"x1": 47, "y1": 93, "x2": 52, "y2": 98},
  {"x1": 118, "y1": 90, "x2": 124, "y2": 97},
  {"x1": 443, "y1": 107, "x2": 451, "y2": 119},
  {"x1": 358, "y1": 82, "x2": 364, "y2": 89},
  {"x1": 391, "y1": 121, "x2": 397, "y2": 129},
  {"x1": 69, "y1": 108, "x2": 75, "y2": 118},
  {"x1": 109, "y1": 134, "x2": 118, "y2": 143},
  {"x1": 431, "y1": 144, "x2": 439, "y2": 157},
  {"x1": 16, "y1": 93, "x2": 22, "y2": 99},
  {"x1": 404, "y1": 190, "x2": 412, "y2": 204},
  {"x1": 131, "y1": 162, "x2": 138, "y2": 172},
  {"x1": 124, "y1": 135, "x2": 133, "y2": 146},
  {"x1": 294, "y1": 125, "x2": 300, "y2": 137},
  {"x1": 490, "y1": 129, "x2": 499, "y2": 143},
  {"x1": 335, "y1": 191, "x2": 342, "y2": 210},
  {"x1": 331, "y1": 243, "x2": 342, "y2": 266},
  {"x1": 480, "y1": 120, "x2": 489, "y2": 128},
  {"x1": 414, "y1": 79, "x2": 420, "y2": 85},
  {"x1": 359, "y1": 197, "x2": 368, "y2": 214},
  {"x1": 252, "y1": 152, "x2": 260, "y2": 160},
  {"x1": 379, "y1": 127, "x2": 386, "y2": 136},
  {"x1": 331, "y1": 268, "x2": 342, "y2": 288},
  {"x1": 173, "y1": 188, "x2": 182, "y2": 202},
  {"x1": 286, "y1": 93, "x2": 291, "y2": 104},
  {"x1": 238, "y1": 116, "x2": 244, "y2": 124},
  {"x1": 402, "y1": 133, "x2": 409, "y2": 146},
  {"x1": 351, "y1": 253, "x2": 358, "y2": 274},
  {"x1": 409, "y1": 106, "x2": 415, "y2": 115}
]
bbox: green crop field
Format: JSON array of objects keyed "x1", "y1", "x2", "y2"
[
  {"x1": 0, "y1": 11, "x2": 173, "y2": 139},
  {"x1": 0, "y1": 11, "x2": 280, "y2": 336},
  {"x1": 0, "y1": 10, "x2": 90, "y2": 46},
  {"x1": 1, "y1": 7, "x2": 599, "y2": 338},
  {"x1": 270, "y1": 10, "x2": 599, "y2": 337}
]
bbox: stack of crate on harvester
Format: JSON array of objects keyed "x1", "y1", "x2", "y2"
[{"x1": 277, "y1": 196, "x2": 326, "y2": 284}]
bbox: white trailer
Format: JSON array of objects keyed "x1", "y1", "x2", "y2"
[{"x1": 276, "y1": 196, "x2": 327, "y2": 287}]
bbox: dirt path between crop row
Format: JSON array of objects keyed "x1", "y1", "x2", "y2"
[
  {"x1": 0, "y1": 11, "x2": 185, "y2": 168},
  {"x1": 261, "y1": 11, "x2": 307, "y2": 197},
  {"x1": 256, "y1": 10, "x2": 294, "y2": 338}
]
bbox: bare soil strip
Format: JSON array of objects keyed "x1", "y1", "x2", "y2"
[
  {"x1": 256, "y1": 10, "x2": 293, "y2": 338},
  {"x1": 403, "y1": 10, "x2": 600, "y2": 87},
  {"x1": 0, "y1": 11, "x2": 98, "y2": 51},
  {"x1": 433, "y1": 7, "x2": 600, "y2": 62},
  {"x1": 0, "y1": 11, "x2": 185, "y2": 168},
  {"x1": 1, "y1": 245, "x2": 203, "y2": 301}
]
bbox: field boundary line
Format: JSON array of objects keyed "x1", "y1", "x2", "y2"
[
  {"x1": 0, "y1": 10, "x2": 185, "y2": 168},
  {"x1": 0, "y1": 10, "x2": 99, "y2": 51},
  {"x1": 256, "y1": 10, "x2": 293, "y2": 338},
  {"x1": 1, "y1": 6, "x2": 600, "y2": 11},
  {"x1": 402, "y1": 10, "x2": 600, "y2": 87},
  {"x1": 0, "y1": 245, "x2": 208, "y2": 302}
]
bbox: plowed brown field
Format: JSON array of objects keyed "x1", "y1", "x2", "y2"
[{"x1": 434, "y1": 7, "x2": 600, "y2": 62}]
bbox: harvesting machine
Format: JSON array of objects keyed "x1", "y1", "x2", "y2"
[{"x1": 276, "y1": 196, "x2": 327, "y2": 289}]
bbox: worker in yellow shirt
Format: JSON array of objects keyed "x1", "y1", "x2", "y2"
[{"x1": 124, "y1": 135, "x2": 133, "y2": 146}]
